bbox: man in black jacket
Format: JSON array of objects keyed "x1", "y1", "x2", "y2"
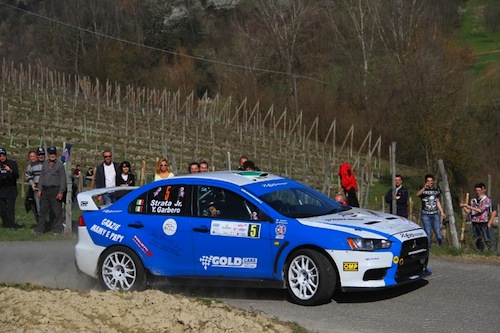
[
  {"x1": 385, "y1": 174, "x2": 409, "y2": 218},
  {"x1": 0, "y1": 148, "x2": 20, "y2": 229}
]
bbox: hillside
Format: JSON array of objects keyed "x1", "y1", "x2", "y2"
[{"x1": 0, "y1": 61, "x2": 382, "y2": 204}]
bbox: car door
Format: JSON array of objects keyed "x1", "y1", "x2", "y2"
[
  {"x1": 125, "y1": 182, "x2": 195, "y2": 277},
  {"x1": 191, "y1": 183, "x2": 274, "y2": 279}
]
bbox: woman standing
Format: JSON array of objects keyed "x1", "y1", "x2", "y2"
[
  {"x1": 116, "y1": 161, "x2": 135, "y2": 186},
  {"x1": 154, "y1": 158, "x2": 174, "y2": 181}
]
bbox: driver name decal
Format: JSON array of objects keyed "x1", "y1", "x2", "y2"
[{"x1": 150, "y1": 199, "x2": 182, "y2": 214}]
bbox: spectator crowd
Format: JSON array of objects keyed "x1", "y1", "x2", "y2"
[{"x1": 0, "y1": 146, "x2": 497, "y2": 253}]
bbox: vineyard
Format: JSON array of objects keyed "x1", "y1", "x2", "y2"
[{"x1": 0, "y1": 60, "x2": 382, "y2": 204}]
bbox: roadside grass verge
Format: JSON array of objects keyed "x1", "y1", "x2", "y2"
[{"x1": 430, "y1": 244, "x2": 500, "y2": 264}]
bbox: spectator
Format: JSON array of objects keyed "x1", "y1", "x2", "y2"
[
  {"x1": 417, "y1": 174, "x2": 446, "y2": 247},
  {"x1": 188, "y1": 162, "x2": 199, "y2": 174},
  {"x1": 0, "y1": 148, "x2": 21, "y2": 230},
  {"x1": 116, "y1": 161, "x2": 135, "y2": 186},
  {"x1": 73, "y1": 164, "x2": 82, "y2": 180},
  {"x1": 84, "y1": 167, "x2": 94, "y2": 188},
  {"x1": 199, "y1": 161, "x2": 209, "y2": 172},
  {"x1": 242, "y1": 160, "x2": 257, "y2": 171},
  {"x1": 334, "y1": 193, "x2": 347, "y2": 206},
  {"x1": 237, "y1": 155, "x2": 249, "y2": 171},
  {"x1": 338, "y1": 162, "x2": 359, "y2": 207},
  {"x1": 154, "y1": 158, "x2": 174, "y2": 180},
  {"x1": 95, "y1": 150, "x2": 120, "y2": 205},
  {"x1": 36, "y1": 146, "x2": 67, "y2": 234},
  {"x1": 384, "y1": 174, "x2": 409, "y2": 218},
  {"x1": 25, "y1": 148, "x2": 46, "y2": 224},
  {"x1": 460, "y1": 183, "x2": 492, "y2": 251},
  {"x1": 24, "y1": 151, "x2": 37, "y2": 217}
]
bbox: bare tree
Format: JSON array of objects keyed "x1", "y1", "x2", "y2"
[
  {"x1": 372, "y1": 0, "x2": 426, "y2": 65},
  {"x1": 326, "y1": 0, "x2": 378, "y2": 103},
  {"x1": 251, "y1": 0, "x2": 320, "y2": 113}
]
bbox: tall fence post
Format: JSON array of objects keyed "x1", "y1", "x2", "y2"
[{"x1": 438, "y1": 159, "x2": 460, "y2": 248}]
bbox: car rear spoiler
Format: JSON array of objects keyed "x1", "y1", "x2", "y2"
[{"x1": 77, "y1": 187, "x2": 139, "y2": 211}]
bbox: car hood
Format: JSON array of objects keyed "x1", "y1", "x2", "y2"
[{"x1": 296, "y1": 207, "x2": 425, "y2": 239}]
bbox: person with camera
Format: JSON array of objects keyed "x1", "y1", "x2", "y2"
[
  {"x1": 35, "y1": 146, "x2": 67, "y2": 234},
  {"x1": 0, "y1": 148, "x2": 21, "y2": 230}
]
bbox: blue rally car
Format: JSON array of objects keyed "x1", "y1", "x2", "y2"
[{"x1": 75, "y1": 171, "x2": 430, "y2": 305}]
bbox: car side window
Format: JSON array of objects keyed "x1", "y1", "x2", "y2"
[
  {"x1": 129, "y1": 184, "x2": 190, "y2": 216},
  {"x1": 196, "y1": 186, "x2": 266, "y2": 221}
]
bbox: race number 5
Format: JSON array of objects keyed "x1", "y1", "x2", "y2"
[
  {"x1": 164, "y1": 186, "x2": 171, "y2": 201},
  {"x1": 248, "y1": 224, "x2": 260, "y2": 238}
]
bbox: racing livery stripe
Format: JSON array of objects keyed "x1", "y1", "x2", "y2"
[{"x1": 296, "y1": 219, "x2": 386, "y2": 239}]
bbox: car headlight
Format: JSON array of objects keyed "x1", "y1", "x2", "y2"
[{"x1": 346, "y1": 238, "x2": 392, "y2": 251}]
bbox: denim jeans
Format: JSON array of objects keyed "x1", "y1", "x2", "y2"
[
  {"x1": 472, "y1": 222, "x2": 490, "y2": 251},
  {"x1": 421, "y1": 213, "x2": 443, "y2": 247}
]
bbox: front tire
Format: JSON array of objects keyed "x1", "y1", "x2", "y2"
[
  {"x1": 98, "y1": 246, "x2": 147, "y2": 291},
  {"x1": 285, "y1": 249, "x2": 336, "y2": 305}
]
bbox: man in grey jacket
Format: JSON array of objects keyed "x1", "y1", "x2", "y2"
[{"x1": 35, "y1": 146, "x2": 67, "y2": 234}]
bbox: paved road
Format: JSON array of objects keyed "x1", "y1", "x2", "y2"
[{"x1": 0, "y1": 240, "x2": 499, "y2": 333}]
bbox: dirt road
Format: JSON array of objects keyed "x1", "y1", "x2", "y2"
[{"x1": 1, "y1": 240, "x2": 499, "y2": 333}]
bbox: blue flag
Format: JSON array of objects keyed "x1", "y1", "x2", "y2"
[{"x1": 61, "y1": 143, "x2": 72, "y2": 164}]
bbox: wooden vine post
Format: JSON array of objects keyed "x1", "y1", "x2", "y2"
[
  {"x1": 460, "y1": 192, "x2": 470, "y2": 244},
  {"x1": 438, "y1": 159, "x2": 459, "y2": 248}
]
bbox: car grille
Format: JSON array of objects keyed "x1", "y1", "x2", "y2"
[{"x1": 395, "y1": 237, "x2": 429, "y2": 282}]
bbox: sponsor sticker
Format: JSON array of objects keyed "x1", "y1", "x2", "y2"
[
  {"x1": 199, "y1": 255, "x2": 258, "y2": 270},
  {"x1": 275, "y1": 224, "x2": 286, "y2": 239},
  {"x1": 133, "y1": 235, "x2": 152, "y2": 257},
  {"x1": 398, "y1": 230, "x2": 427, "y2": 239},
  {"x1": 210, "y1": 221, "x2": 261, "y2": 239},
  {"x1": 163, "y1": 218, "x2": 177, "y2": 236},
  {"x1": 343, "y1": 262, "x2": 358, "y2": 271}
]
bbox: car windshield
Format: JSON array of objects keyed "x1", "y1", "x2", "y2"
[{"x1": 260, "y1": 186, "x2": 350, "y2": 218}]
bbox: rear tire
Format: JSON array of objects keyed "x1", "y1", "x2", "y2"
[
  {"x1": 98, "y1": 246, "x2": 147, "y2": 291},
  {"x1": 285, "y1": 249, "x2": 336, "y2": 305}
]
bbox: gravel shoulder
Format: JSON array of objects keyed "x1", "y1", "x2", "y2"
[{"x1": 0, "y1": 285, "x2": 300, "y2": 333}]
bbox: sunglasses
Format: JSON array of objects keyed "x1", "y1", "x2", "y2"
[
  {"x1": 160, "y1": 164, "x2": 168, "y2": 167},
  {"x1": 104, "y1": 155, "x2": 112, "y2": 158}
]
